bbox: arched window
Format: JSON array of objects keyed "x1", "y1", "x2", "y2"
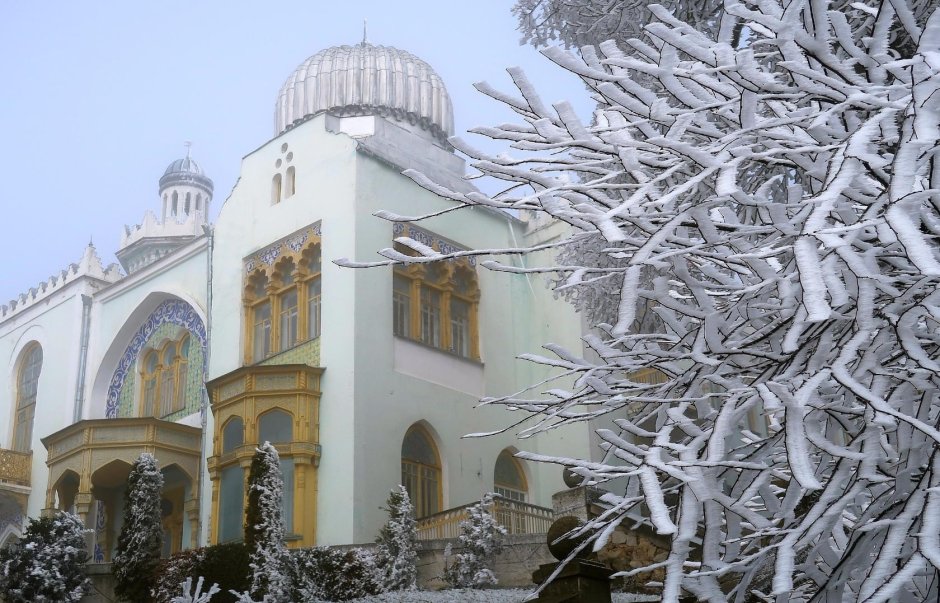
[
  {"x1": 139, "y1": 334, "x2": 191, "y2": 418},
  {"x1": 184, "y1": 192, "x2": 191, "y2": 214},
  {"x1": 272, "y1": 173, "x2": 282, "y2": 205},
  {"x1": 196, "y1": 193, "x2": 202, "y2": 212},
  {"x1": 172, "y1": 191, "x2": 179, "y2": 216},
  {"x1": 258, "y1": 409, "x2": 292, "y2": 444},
  {"x1": 247, "y1": 272, "x2": 272, "y2": 362},
  {"x1": 276, "y1": 260, "x2": 298, "y2": 353},
  {"x1": 494, "y1": 450, "x2": 527, "y2": 502},
  {"x1": 222, "y1": 417, "x2": 244, "y2": 455},
  {"x1": 13, "y1": 344, "x2": 42, "y2": 452},
  {"x1": 243, "y1": 239, "x2": 322, "y2": 363},
  {"x1": 401, "y1": 424, "x2": 441, "y2": 518},
  {"x1": 285, "y1": 166, "x2": 296, "y2": 197},
  {"x1": 392, "y1": 229, "x2": 480, "y2": 359}
]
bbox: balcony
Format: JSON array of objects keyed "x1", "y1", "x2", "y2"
[
  {"x1": 0, "y1": 448, "x2": 31, "y2": 488},
  {"x1": 416, "y1": 495, "x2": 553, "y2": 541}
]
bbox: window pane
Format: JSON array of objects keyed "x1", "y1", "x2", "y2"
[
  {"x1": 143, "y1": 377, "x2": 157, "y2": 418},
  {"x1": 259, "y1": 410, "x2": 292, "y2": 444},
  {"x1": 163, "y1": 344, "x2": 176, "y2": 365},
  {"x1": 219, "y1": 465, "x2": 243, "y2": 542},
  {"x1": 279, "y1": 289, "x2": 298, "y2": 352},
  {"x1": 253, "y1": 302, "x2": 271, "y2": 361},
  {"x1": 393, "y1": 275, "x2": 411, "y2": 337},
  {"x1": 160, "y1": 370, "x2": 174, "y2": 416},
  {"x1": 307, "y1": 279, "x2": 321, "y2": 339},
  {"x1": 280, "y1": 458, "x2": 294, "y2": 533},
  {"x1": 420, "y1": 287, "x2": 441, "y2": 347},
  {"x1": 222, "y1": 418, "x2": 244, "y2": 454},
  {"x1": 402, "y1": 428, "x2": 437, "y2": 466},
  {"x1": 495, "y1": 450, "x2": 526, "y2": 491},
  {"x1": 450, "y1": 298, "x2": 470, "y2": 357}
]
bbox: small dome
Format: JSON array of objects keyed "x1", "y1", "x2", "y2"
[
  {"x1": 159, "y1": 155, "x2": 214, "y2": 195},
  {"x1": 275, "y1": 43, "x2": 454, "y2": 143}
]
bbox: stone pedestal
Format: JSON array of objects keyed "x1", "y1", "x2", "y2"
[{"x1": 532, "y1": 559, "x2": 614, "y2": 603}]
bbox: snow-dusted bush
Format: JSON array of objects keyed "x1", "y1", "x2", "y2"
[
  {"x1": 172, "y1": 576, "x2": 221, "y2": 603},
  {"x1": 342, "y1": 1, "x2": 940, "y2": 599},
  {"x1": 443, "y1": 493, "x2": 506, "y2": 589},
  {"x1": 113, "y1": 452, "x2": 164, "y2": 603},
  {"x1": 374, "y1": 485, "x2": 418, "y2": 592},
  {"x1": 0, "y1": 511, "x2": 90, "y2": 603},
  {"x1": 153, "y1": 542, "x2": 250, "y2": 603},
  {"x1": 245, "y1": 442, "x2": 292, "y2": 602},
  {"x1": 290, "y1": 546, "x2": 382, "y2": 601}
]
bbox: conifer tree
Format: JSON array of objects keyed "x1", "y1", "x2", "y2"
[
  {"x1": 113, "y1": 452, "x2": 164, "y2": 603},
  {"x1": 443, "y1": 493, "x2": 506, "y2": 588},
  {"x1": 374, "y1": 485, "x2": 418, "y2": 591},
  {"x1": 0, "y1": 511, "x2": 90, "y2": 603},
  {"x1": 245, "y1": 441, "x2": 291, "y2": 603}
]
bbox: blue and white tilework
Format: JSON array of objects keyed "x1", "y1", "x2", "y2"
[{"x1": 106, "y1": 299, "x2": 207, "y2": 419}]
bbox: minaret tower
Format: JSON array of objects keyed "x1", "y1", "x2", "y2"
[
  {"x1": 117, "y1": 144, "x2": 215, "y2": 274},
  {"x1": 159, "y1": 142, "x2": 214, "y2": 224}
]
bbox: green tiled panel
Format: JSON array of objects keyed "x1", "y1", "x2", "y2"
[
  {"x1": 259, "y1": 338, "x2": 321, "y2": 367},
  {"x1": 117, "y1": 323, "x2": 206, "y2": 419}
]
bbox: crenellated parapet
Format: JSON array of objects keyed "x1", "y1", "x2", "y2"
[
  {"x1": 120, "y1": 209, "x2": 204, "y2": 249},
  {"x1": 0, "y1": 244, "x2": 122, "y2": 322},
  {"x1": 117, "y1": 210, "x2": 206, "y2": 275}
]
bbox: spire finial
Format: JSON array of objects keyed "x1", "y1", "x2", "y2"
[
  {"x1": 184, "y1": 140, "x2": 192, "y2": 158},
  {"x1": 362, "y1": 19, "x2": 368, "y2": 45},
  {"x1": 88, "y1": 236, "x2": 94, "y2": 247}
]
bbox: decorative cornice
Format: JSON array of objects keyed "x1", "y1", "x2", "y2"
[
  {"x1": 244, "y1": 221, "x2": 321, "y2": 274},
  {"x1": 393, "y1": 222, "x2": 475, "y2": 266}
]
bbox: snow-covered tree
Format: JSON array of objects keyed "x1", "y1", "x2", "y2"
[
  {"x1": 443, "y1": 493, "x2": 507, "y2": 589},
  {"x1": 113, "y1": 452, "x2": 164, "y2": 603},
  {"x1": 374, "y1": 485, "x2": 418, "y2": 591},
  {"x1": 245, "y1": 442, "x2": 291, "y2": 603},
  {"x1": 513, "y1": 0, "x2": 723, "y2": 49},
  {"x1": 342, "y1": 1, "x2": 940, "y2": 599},
  {"x1": 0, "y1": 511, "x2": 90, "y2": 602},
  {"x1": 172, "y1": 577, "x2": 221, "y2": 603}
]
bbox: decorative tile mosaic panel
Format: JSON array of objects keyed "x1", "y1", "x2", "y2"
[
  {"x1": 106, "y1": 299, "x2": 207, "y2": 419},
  {"x1": 258, "y1": 338, "x2": 320, "y2": 367}
]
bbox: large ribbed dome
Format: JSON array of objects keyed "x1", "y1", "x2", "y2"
[{"x1": 275, "y1": 43, "x2": 454, "y2": 143}]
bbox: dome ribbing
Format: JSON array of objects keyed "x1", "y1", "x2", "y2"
[{"x1": 275, "y1": 43, "x2": 454, "y2": 143}]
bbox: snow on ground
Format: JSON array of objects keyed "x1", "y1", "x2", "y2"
[{"x1": 340, "y1": 590, "x2": 659, "y2": 602}]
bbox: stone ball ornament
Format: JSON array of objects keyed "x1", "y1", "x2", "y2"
[
  {"x1": 547, "y1": 516, "x2": 593, "y2": 561},
  {"x1": 563, "y1": 466, "x2": 586, "y2": 488}
]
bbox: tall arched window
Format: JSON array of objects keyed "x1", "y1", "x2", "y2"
[
  {"x1": 401, "y1": 424, "x2": 442, "y2": 518},
  {"x1": 494, "y1": 450, "x2": 527, "y2": 502},
  {"x1": 184, "y1": 192, "x2": 191, "y2": 214},
  {"x1": 172, "y1": 191, "x2": 179, "y2": 216},
  {"x1": 221, "y1": 417, "x2": 244, "y2": 455},
  {"x1": 139, "y1": 334, "x2": 191, "y2": 418},
  {"x1": 285, "y1": 166, "x2": 296, "y2": 197},
  {"x1": 272, "y1": 173, "x2": 282, "y2": 205},
  {"x1": 13, "y1": 344, "x2": 42, "y2": 452},
  {"x1": 258, "y1": 409, "x2": 292, "y2": 444}
]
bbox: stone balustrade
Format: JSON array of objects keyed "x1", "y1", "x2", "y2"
[{"x1": 416, "y1": 495, "x2": 553, "y2": 541}]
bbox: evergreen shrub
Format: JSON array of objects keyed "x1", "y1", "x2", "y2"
[
  {"x1": 0, "y1": 512, "x2": 90, "y2": 603},
  {"x1": 289, "y1": 546, "x2": 382, "y2": 601},
  {"x1": 153, "y1": 542, "x2": 250, "y2": 603}
]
